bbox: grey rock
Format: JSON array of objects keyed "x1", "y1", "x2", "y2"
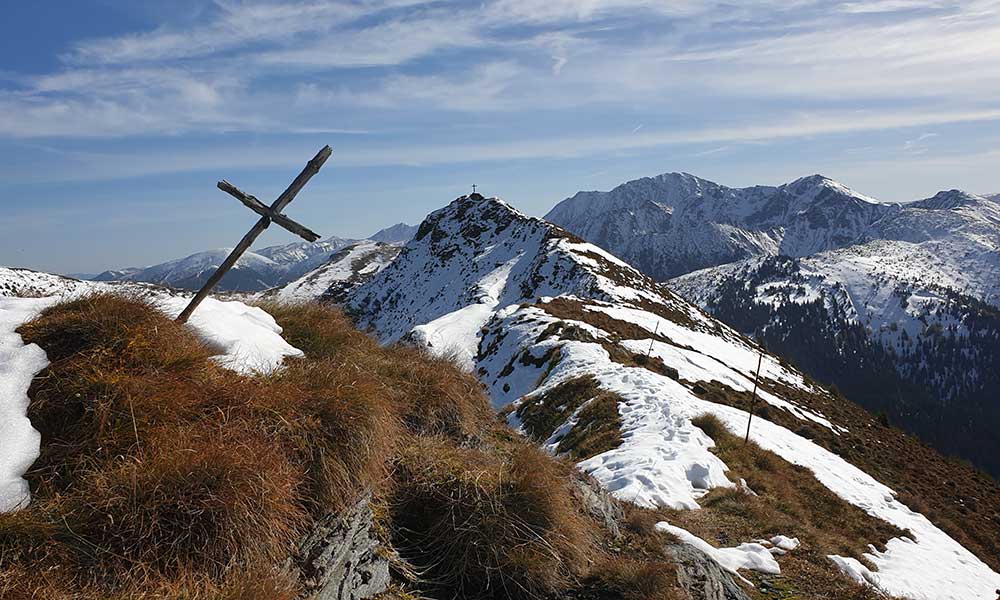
[
  {"x1": 665, "y1": 543, "x2": 752, "y2": 600},
  {"x1": 296, "y1": 495, "x2": 391, "y2": 600},
  {"x1": 572, "y1": 477, "x2": 624, "y2": 539}
]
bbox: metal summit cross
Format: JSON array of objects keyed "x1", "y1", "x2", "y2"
[{"x1": 175, "y1": 145, "x2": 332, "y2": 323}]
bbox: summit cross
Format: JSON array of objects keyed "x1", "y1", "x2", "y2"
[{"x1": 175, "y1": 145, "x2": 332, "y2": 323}]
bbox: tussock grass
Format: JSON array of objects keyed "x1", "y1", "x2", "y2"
[
  {"x1": 514, "y1": 375, "x2": 624, "y2": 461},
  {"x1": 391, "y1": 438, "x2": 592, "y2": 598},
  {"x1": 671, "y1": 414, "x2": 901, "y2": 599},
  {"x1": 261, "y1": 302, "x2": 493, "y2": 439},
  {"x1": 4, "y1": 295, "x2": 684, "y2": 599},
  {"x1": 5, "y1": 295, "x2": 403, "y2": 596},
  {"x1": 581, "y1": 558, "x2": 684, "y2": 600}
]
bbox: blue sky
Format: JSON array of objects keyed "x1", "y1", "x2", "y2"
[{"x1": 2, "y1": 0, "x2": 999, "y2": 274}]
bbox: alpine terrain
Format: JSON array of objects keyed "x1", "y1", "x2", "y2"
[
  {"x1": 546, "y1": 174, "x2": 1000, "y2": 477},
  {"x1": 3, "y1": 194, "x2": 1000, "y2": 598},
  {"x1": 337, "y1": 193, "x2": 1000, "y2": 599}
]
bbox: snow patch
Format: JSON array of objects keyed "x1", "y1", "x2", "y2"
[
  {"x1": 157, "y1": 296, "x2": 303, "y2": 375},
  {"x1": 0, "y1": 297, "x2": 57, "y2": 512},
  {"x1": 656, "y1": 521, "x2": 781, "y2": 584}
]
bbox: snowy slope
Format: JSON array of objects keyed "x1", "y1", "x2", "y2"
[
  {"x1": 669, "y1": 230, "x2": 1000, "y2": 476},
  {"x1": 344, "y1": 194, "x2": 1000, "y2": 599},
  {"x1": 550, "y1": 173, "x2": 1000, "y2": 475},
  {"x1": 261, "y1": 240, "x2": 400, "y2": 303},
  {"x1": 347, "y1": 193, "x2": 667, "y2": 347},
  {"x1": 368, "y1": 222, "x2": 418, "y2": 244},
  {"x1": 0, "y1": 295, "x2": 56, "y2": 512}
]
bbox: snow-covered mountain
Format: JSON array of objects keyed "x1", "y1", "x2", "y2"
[
  {"x1": 342, "y1": 193, "x2": 1000, "y2": 599},
  {"x1": 545, "y1": 173, "x2": 895, "y2": 281},
  {"x1": 260, "y1": 240, "x2": 401, "y2": 303},
  {"x1": 667, "y1": 187, "x2": 1000, "y2": 475},
  {"x1": 368, "y1": 222, "x2": 418, "y2": 244},
  {"x1": 670, "y1": 240, "x2": 1000, "y2": 476},
  {"x1": 547, "y1": 174, "x2": 1000, "y2": 474},
  {"x1": 92, "y1": 232, "x2": 406, "y2": 293}
]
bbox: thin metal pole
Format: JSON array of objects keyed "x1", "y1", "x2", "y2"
[
  {"x1": 646, "y1": 322, "x2": 659, "y2": 359},
  {"x1": 744, "y1": 350, "x2": 764, "y2": 444}
]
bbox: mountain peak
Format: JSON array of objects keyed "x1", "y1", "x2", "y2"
[
  {"x1": 912, "y1": 189, "x2": 982, "y2": 210},
  {"x1": 369, "y1": 222, "x2": 418, "y2": 244},
  {"x1": 780, "y1": 173, "x2": 878, "y2": 205}
]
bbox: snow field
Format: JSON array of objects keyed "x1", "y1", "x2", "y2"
[
  {"x1": 157, "y1": 296, "x2": 303, "y2": 375},
  {"x1": 481, "y1": 304, "x2": 1000, "y2": 599}
]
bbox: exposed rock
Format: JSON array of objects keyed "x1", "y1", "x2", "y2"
[
  {"x1": 665, "y1": 543, "x2": 752, "y2": 600},
  {"x1": 296, "y1": 495, "x2": 391, "y2": 600},
  {"x1": 572, "y1": 476, "x2": 625, "y2": 539}
]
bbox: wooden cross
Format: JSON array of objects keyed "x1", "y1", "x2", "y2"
[
  {"x1": 471, "y1": 184, "x2": 477, "y2": 194},
  {"x1": 175, "y1": 145, "x2": 332, "y2": 323}
]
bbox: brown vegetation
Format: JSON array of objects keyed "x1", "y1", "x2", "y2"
[
  {"x1": 691, "y1": 375, "x2": 1000, "y2": 573},
  {"x1": 1, "y1": 295, "x2": 688, "y2": 599},
  {"x1": 532, "y1": 300, "x2": 679, "y2": 379},
  {"x1": 513, "y1": 375, "x2": 624, "y2": 461},
  {"x1": 656, "y1": 414, "x2": 901, "y2": 600}
]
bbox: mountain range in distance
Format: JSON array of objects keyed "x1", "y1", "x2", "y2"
[{"x1": 84, "y1": 223, "x2": 418, "y2": 293}]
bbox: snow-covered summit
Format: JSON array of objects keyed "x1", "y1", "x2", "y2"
[
  {"x1": 347, "y1": 193, "x2": 677, "y2": 367},
  {"x1": 545, "y1": 172, "x2": 891, "y2": 280}
]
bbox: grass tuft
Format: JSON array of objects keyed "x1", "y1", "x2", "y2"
[{"x1": 391, "y1": 438, "x2": 592, "y2": 598}]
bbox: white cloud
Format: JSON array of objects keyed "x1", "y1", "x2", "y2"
[
  {"x1": 3, "y1": 0, "x2": 1000, "y2": 147},
  {"x1": 253, "y1": 11, "x2": 481, "y2": 68},
  {"x1": 67, "y1": 1, "x2": 369, "y2": 65},
  {"x1": 8, "y1": 105, "x2": 999, "y2": 182}
]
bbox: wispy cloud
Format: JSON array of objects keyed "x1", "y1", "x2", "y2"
[
  {"x1": 3, "y1": 0, "x2": 1000, "y2": 170},
  {"x1": 7, "y1": 105, "x2": 998, "y2": 184}
]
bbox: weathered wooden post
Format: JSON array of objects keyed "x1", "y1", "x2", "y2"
[
  {"x1": 176, "y1": 145, "x2": 332, "y2": 323},
  {"x1": 744, "y1": 350, "x2": 764, "y2": 444}
]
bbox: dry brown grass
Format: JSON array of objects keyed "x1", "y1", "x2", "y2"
[
  {"x1": 513, "y1": 375, "x2": 624, "y2": 461},
  {"x1": 660, "y1": 414, "x2": 901, "y2": 599},
  {"x1": 579, "y1": 558, "x2": 686, "y2": 600},
  {"x1": 261, "y1": 301, "x2": 493, "y2": 439},
  {"x1": 4, "y1": 295, "x2": 688, "y2": 600},
  {"x1": 3, "y1": 295, "x2": 401, "y2": 596},
  {"x1": 391, "y1": 437, "x2": 593, "y2": 599}
]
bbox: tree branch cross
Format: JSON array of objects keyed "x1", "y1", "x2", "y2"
[{"x1": 176, "y1": 145, "x2": 332, "y2": 323}]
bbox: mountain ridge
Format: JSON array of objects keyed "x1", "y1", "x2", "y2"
[
  {"x1": 90, "y1": 229, "x2": 415, "y2": 293},
  {"x1": 545, "y1": 172, "x2": 894, "y2": 281},
  {"x1": 336, "y1": 191, "x2": 1000, "y2": 598},
  {"x1": 546, "y1": 171, "x2": 1000, "y2": 475}
]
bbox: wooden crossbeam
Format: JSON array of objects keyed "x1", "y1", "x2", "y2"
[
  {"x1": 175, "y1": 145, "x2": 332, "y2": 323},
  {"x1": 217, "y1": 180, "x2": 320, "y2": 243}
]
